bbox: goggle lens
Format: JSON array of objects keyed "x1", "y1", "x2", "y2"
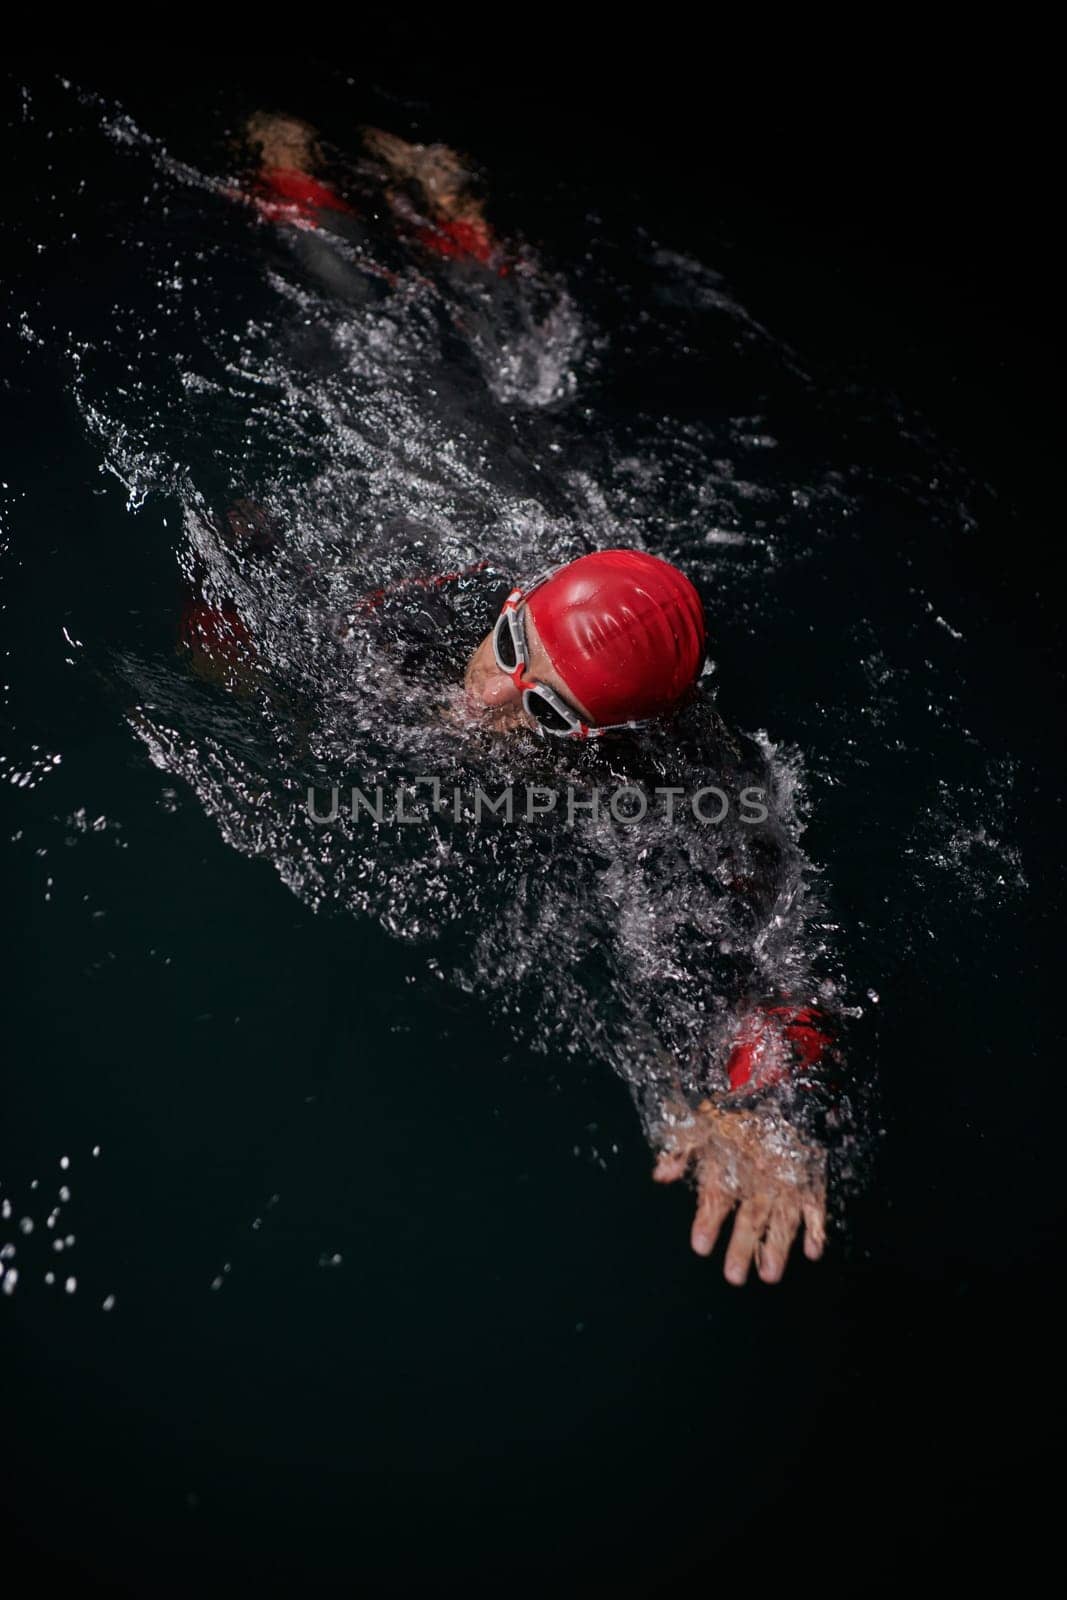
[
  {"x1": 492, "y1": 611, "x2": 519, "y2": 671},
  {"x1": 523, "y1": 689, "x2": 576, "y2": 734}
]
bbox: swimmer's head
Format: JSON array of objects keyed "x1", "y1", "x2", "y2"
[{"x1": 465, "y1": 549, "x2": 706, "y2": 738}]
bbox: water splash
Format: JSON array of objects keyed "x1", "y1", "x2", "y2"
[{"x1": 2, "y1": 81, "x2": 1029, "y2": 1235}]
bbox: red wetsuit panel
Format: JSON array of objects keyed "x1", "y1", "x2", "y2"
[
  {"x1": 414, "y1": 216, "x2": 497, "y2": 267},
  {"x1": 253, "y1": 167, "x2": 355, "y2": 227},
  {"x1": 726, "y1": 1003, "x2": 831, "y2": 1091},
  {"x1": 180, "y1": 600, "x2": 255, "y2": 674},
  {"x1": 352, "y1": 559, "x2": 491, "y2": 616}
]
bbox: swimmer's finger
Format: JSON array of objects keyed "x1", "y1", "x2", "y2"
[
  {"x1": 756, "y1": 1199, "x2": 801, "y2": 1284},
  {"x1": 723, "y1": 1195, "x2": 773, "y2": 1287},
  {"x1": 802, "y1": 1193, "x2": 827, "y2": 1260},
  {"x1": 653, "y1": 1149, "x2": 688, "y2": 1183},
  {"x1": 690, "y1": 1180, "x2": 733, "y2": 1258}
]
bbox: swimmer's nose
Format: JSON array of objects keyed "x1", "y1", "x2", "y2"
[{"x1": 477, "y1": 668, "x2": 523, "y2": 708}]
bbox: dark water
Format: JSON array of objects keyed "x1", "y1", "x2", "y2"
[{"x1": 2, "y1": 53, "x2": 1062, "y2": 1592}]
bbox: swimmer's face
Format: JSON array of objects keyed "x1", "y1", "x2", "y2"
[{"x1": 464, "y1": 608, "x2": 596, "y2": 734}]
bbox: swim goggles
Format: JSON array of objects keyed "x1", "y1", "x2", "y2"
[{"x1": 491, "y1": 567, "x2": 650, "y2": 740}]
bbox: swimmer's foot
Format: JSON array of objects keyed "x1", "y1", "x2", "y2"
[
  {"x1": 244, "y1": 113, "x2": 322, "y2": 176},
  {"x1": 653, "y1": 1099, "x2": 826, "y2": 1287}
]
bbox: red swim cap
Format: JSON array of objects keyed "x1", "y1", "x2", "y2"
[{"x1": 525, "y1": 549, "x2": 706, "y2": 725}]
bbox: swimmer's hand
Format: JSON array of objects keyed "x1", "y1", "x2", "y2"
[{"x1": 652, "y1": 1099, "x2": 826, "y2": 1286}]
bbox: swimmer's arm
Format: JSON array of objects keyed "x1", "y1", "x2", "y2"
[
  {"x1": 649, "y1": 997, "x2": 832, "y2": 1284},
  {"x1": 666, "y1": 774, "x2": 833, "y2": 1279}
]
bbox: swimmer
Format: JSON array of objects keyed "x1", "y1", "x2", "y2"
[
  {"x1": 181, "y1": 534, "x2": 831, "y2": 1285},
  {"x1": 464, "y1": 548, "x2": 831, "y2": 1285}
]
